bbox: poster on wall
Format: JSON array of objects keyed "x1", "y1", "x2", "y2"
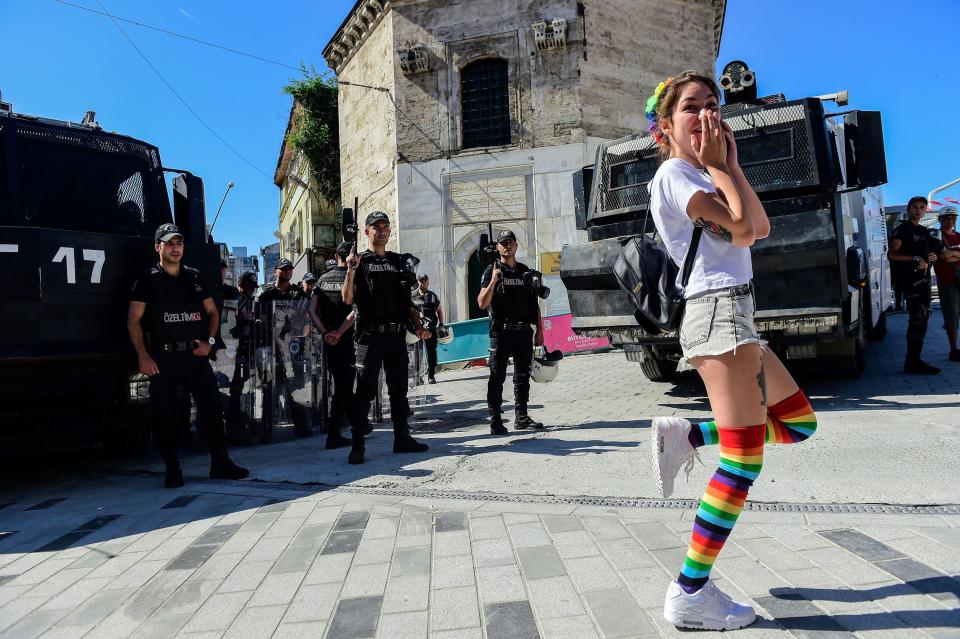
[
  {"x1": 540, "y1": 251, "x2": 570, "y2": 317},
  {"x1": 542, "y1": 313, "x2": 610, "y2": 354}
]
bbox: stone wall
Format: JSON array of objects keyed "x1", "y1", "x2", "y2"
[
  {"x1": 337, "y1": 10, "x2": 399, "y2": 245},
  {"x1": 391, "y1": 0, "x2": 584, "y2": 163},
  {"x1": 579, "y1": 0, "x2": 721, "y2": 140}
]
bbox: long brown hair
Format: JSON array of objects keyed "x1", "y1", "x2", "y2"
[{"x1": 651, "y1": 71, "x2": 721, "y2": 162}]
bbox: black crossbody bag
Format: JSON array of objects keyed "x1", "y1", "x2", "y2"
[{"x1": 613, "y1": 208, "x2": 702, "y2": 335}]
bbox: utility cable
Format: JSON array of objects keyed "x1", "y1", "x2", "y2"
[
  {"x1": 55, "y1": 0, "x2": 300, "y2": 71},
  {"x1": 93, "y1": 0, "x2": 272, "y2": 179}
]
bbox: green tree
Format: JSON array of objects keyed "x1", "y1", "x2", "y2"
[{"x1": 282, "y1": 67, "x2": 340, "y2": 205}]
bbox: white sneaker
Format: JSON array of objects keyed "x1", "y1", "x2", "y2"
[
  {"x1": 663, "y1": 580, "x2": 757, "y2": 630},
  {"x1": 651, "y1": 416, "x2": 701, "y2": 498}
]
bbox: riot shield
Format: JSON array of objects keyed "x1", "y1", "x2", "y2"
[
  {"x1": 408, "y1": 340, "x2": 426, "y2": 409},
  {"x1": 216, "y1": 297, "x2": 258, "y2": 442},
  {"x1": 261, "y1": 300, "x2": 317, "y2": 437}
]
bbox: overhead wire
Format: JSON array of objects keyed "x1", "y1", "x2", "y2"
[
  {"x1": 91, "y1": 0, "x2": 273, "y2": 179},
  {"x1": 55, "y1": 0, "x2": 300, "y2": 71}
]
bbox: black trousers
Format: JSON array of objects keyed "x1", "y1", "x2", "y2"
[
  {"x1": 905, "y1": 280, "x2": 931, "y2": 359},
  {"x1": 487, "y1": 327, "x2": 533, "y2": 415},
  {"x1": 423, "y1": 333, "x2": 438, "y2": 378},
  {"x1": 150, "y1": 352, "x2": 226, "y2": 460},
  {"x1": 226, "y1": 338, "x2": 252, "y2": 436},
  {"x1": 325, "y1": 339, "x2": 356, "y2": 434},
  {"x1": 349, "y1": 330, "x2": 410, "y2": 446}
]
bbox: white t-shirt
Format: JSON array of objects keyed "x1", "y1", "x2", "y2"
[{"x1": 647, "y1": 158, "x2": 753, "y2": 298}]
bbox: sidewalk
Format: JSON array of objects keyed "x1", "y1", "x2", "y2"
[{"x1": 0, "y1": 471, "x2": 958, "y2": 639}]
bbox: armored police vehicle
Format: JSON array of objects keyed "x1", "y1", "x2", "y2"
[
  {"x1": 0, "y1": 97, "x2": 222, "y2": 453},
  {"x1": 560, "y1": 67, "x2": 891, "y2": 381}
]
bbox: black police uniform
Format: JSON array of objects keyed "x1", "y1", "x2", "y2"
[
  {"x1": 412, "y1": 287, "x2": 441, "y2": 381},
  {"x1": 347, "y1": 249, "x2": 429, "y2": 463},
  {"x1": 481, "y1": 261, "x2": 543, "y2": 430},
  {"x1": 252, "y1": 282, "x2": 310, "y2": 440},
  {"x1": 130, "y1": 265, "x2": 247, "y2": 484},
  {"x1": 892, "y1": 221, "x2": 944, "y2": 372},
  {"x1": 314, "y1": 266, "x2": 355, "y2": 446}
]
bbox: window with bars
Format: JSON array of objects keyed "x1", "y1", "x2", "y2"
[{"x1": 461, "y1": 58, "x2": 511, "y2": 149}]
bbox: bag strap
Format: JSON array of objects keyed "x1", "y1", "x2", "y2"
[{"x1": 679, "y1": 226, "x2": 703, "y2": 287}]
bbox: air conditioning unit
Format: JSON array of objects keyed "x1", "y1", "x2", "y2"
[
  {"x1": 533, "y1": 18, "x2": 568, "y2": 51},
  {"x1": 398, "y1": 43, "x2": 428, "y2": 74}
]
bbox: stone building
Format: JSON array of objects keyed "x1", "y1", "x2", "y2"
[
  {"x1": 274, "y1": 103, "x2": 339, "y2": 281},
  {"x1": 323, "y1": 0, "x2": 725, "y2": 321}
]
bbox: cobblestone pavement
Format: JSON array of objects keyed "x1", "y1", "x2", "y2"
[{"x1": 1, "y1": 311, "x2": 958, "y2": 638}]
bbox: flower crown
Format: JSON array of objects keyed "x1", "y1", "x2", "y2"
[{"x1": 645, "y1": 77, "x2": 673, "y2": 144}]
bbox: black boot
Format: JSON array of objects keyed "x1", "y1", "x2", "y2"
[
  {"x1": 393, "y1": 435, "x2": 429, "y2": 453},
  {"x1": 209, "y1": 452, "x2": 250, "y2": 480},
  {"x1": 950, "y1": 349, "x2": 960, "y2": 362},
  {"x1": 164, "y1": 458, "x2": 184, "y2": 489},
  {"x1": 348, "y1": 446, "x2": 365, "y2": 465},
  {"x1": 904, "y1": 357, "x2": 940, "y2": 375},
  {"x1": 326, "y1": 431, "x2": 353, "y2": 450},
  {"x1": 490, "y1": 413, "x2": 508, "y2": 435},
  {"x1": 514, "y1": 407, "x2": 544, "y2": 430}
]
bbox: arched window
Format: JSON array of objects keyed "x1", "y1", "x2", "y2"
[{"x1": 460, "y1": 58, "x2": 511, "y2": 149}]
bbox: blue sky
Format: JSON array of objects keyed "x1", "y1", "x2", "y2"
[{"x1": 3, "y1": 0, "x2": 959, "y2": 256}]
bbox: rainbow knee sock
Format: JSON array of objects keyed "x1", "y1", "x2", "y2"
[
  {"x1": 688, "y1": 390, "x2": 816, "y2": 448},
  {"x1": 678, "y1": 425, "x2": 765, "y2": 593}
]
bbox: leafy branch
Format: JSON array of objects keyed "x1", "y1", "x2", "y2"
[{"x1": 282, "y1": 66, "x2": 340, "y2": 206}]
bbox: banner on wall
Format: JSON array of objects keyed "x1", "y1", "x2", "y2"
[{"x1": 540, "y1": 251, "x2": 571, "y2": 317}]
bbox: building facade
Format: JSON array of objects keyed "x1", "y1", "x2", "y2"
[
  {"x1": 275, "y1": 103, "x2": 340, "y2": 282},
  {"x1": 324, "y1": 0, "x2": 725, "y2": 321}
]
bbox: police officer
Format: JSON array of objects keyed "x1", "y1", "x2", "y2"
[
  {"x1": 253, "y1": 258, "x2": 312, "y2": 440},
  {"x1": 477, "y1": 230, "x2": 545, "y2": 434},
  {"x1": 300, "y1": 272, "x2": 318, "y2": 296},
  {"x1": 412, "y1": 274, "x2": 444, "y2": 384},
  {"x1": 127, "y1": 223, "x2": 249, "y2": 488},
  {"x1": 342, "y1": 211, "x2": 431, "y2": 465},
  {"x1": 225, "y1": 271, "x2": 258, "y2": 444},
  {"x1": 889, "y1": 196, "x2": 945, "y2": 374},
  {"x1": 309, "y1": 243, "x2": 355, "y2": 450}
]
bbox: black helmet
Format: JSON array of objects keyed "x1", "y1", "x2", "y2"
[{"x1": 238, "y1": 271, "x2": 257, "y2": 287}]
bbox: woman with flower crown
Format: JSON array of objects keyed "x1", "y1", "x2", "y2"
[{"x1": 644, "y1": 71, "x2": 819, "y2": 631}]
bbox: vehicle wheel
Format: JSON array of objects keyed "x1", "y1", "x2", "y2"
[{"x1": 639, "y1": 354, "x2": 678, "y2": 382}]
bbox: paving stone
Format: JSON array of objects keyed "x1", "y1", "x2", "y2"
[
  {"x1": 322, "y1": 530, "x2": 364, "y2": 555},
  {"x1": 754, "y1": 593, "x2": 853, "y2": 638},
  {"x1": 435, "y1": 531, "x2": 471, "y2": 558},
  {"x1": 180, "y1": 591, "x2": 253, "y2": 633},
  {"x1": 375, "y1": 610, "x2": 428, "y2": 639},
  {"x1": 272, "y1": 542, "x2": 323, "y2": 574},
  {"x1": 304, "y1": 554, "x2": 353, "y2": 585},
  {"x1": 0, "y1": 606, "x2": 71, "y2": 638},
  {"x1": 223, "y1": 603, "x2": 286, "y2": 638},
  {"x1": 596, "y1": 537, "x2": 659, "y2": 570},
  {"x1": 187, "y1": 552, "x2": 244, "y2": 582},
  {"x1": 539, "y1": 614, "x2": 601, "y2": 639},
  {"x1": 398, "y1": 509, "x2": 432, "y2": 538},
  {"x1": 580, "y1": 517, "x2": 631, "y2": 541},
  {"x1": 435, "y1": 512, "x2": 469, "y2": 532},
  {"x1": 354, "y1": 537, "x2": 396, "y2": 565},
  {"x1": 541, "y1": 515, "x2": 583, "y2": 533},
  {"x1": 800, "y1": 547, "x2": 899, "y2": 587},
  {"x1": 483, "y1": 600, "x2": 540, "y2": 639},
  {"x1": 549, "y1": 530, "x2": 600, "y2": 559},
  {"x1": 433, "y1": 554, "x2": 476, "y2": 589},
  {"x1": 134, "y1": 609, "x2": 193, "y2": 638},
  {"x1": 713, "y1": 555, "x2": 790, "y2": 597},
  {"x1": 566, "y1": 555, "x2": 627, "y2": 593},
  {"x1": 245, "y1": 535, "x2": 292, "y2": 562},
  {"x1": 583, "y1": 589, "x2": 658, "y2": 638},
  {"x1": 326, "y1": 595, "x2": 382, "y2": 639},
  {"x1": 818, "y1": 529, "x2": 906, "y2": 562},
  {"x1": 527, "y1": 576, "x2": 586, "y2": 619},
  {"x1": 282, "y1": 582, "x2": 340, "y2": 623},
  {"x1": 363, "y1": 517, "x2": 399, "y2": 540},
  {"x1": 431, "y1": 586, "x2": 480, "y2": 631},
  {"x1": 476, "y1": 564, "x2": 525, "y2": 604},
  {"x1": 628, "y1": 521, "x2": 686, "y2": 550},
  {"x1": 334, "y1": 511, "x2": 371, "y2": 532},
  {"x1": 873, "y1": 557, "x2": 960, "y2": 603},
  {"x1": 132, "y1": 568, "x2": 194, "y2": 603},
  {"x1": 273, "y1": 620, "x2": 330, "y2": 639},
  {"x1": 168, "y1": 544, "x2": 219, "y2": 571},
  {"x1": 471, "y1": 537, "x2": 514, "y2": 567},
  {"x1": 341, "y1": 562, "x2": 390, "y2": 598},
  {"x1": 430, "y1": 628, "x2": 483, "y2": 639},
  {"x1": 390, "y1": 546, "x2": 431, "y2": 577},
  {"x1": 248, "y1": 572, "x2": 306, "y2": 606},
  {"x1": 382, "y1": 574, "x2": 430, "y2": 613},
  {"x1": 517, "y1": 546, "x2": 566, "y2": 580},
  {"x1": 217, "y1": 560, "x2": 273, "y2": 593},
  {"x1": 737, "y1": 537, "x2": 818, "y2": 572},
  {"x1": 56, "y1": 586, "x2": 135, "y2": 626},
  {"x1": 30, "y1": 623, "x2": 95, "y2": 638},
  {"x1": 507, "y1": 522, "x2": 552, "y2": 548},
  {"x1": 469, "y1": 515, "x2": 507, "y2": 540}
]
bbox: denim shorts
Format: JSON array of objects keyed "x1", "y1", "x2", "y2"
[
  {"x1": 940, "y1": 279, "x2": 960, "y2": 333},
  {"x1": 677, "y1": 283, "x2": 765, "y2": 372}
]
